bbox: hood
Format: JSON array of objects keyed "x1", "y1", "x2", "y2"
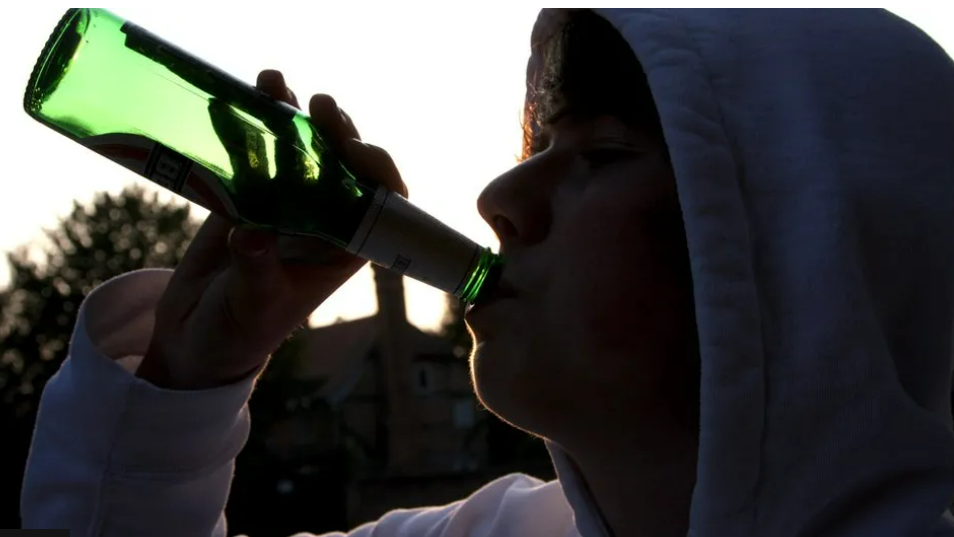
[{"x1": 537, "y1": 8, "x2": 954, "y2": 537}]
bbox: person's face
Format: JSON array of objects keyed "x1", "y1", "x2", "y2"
[{"x1": 467, "y1": 113, "x2": 698, "y2": 439}]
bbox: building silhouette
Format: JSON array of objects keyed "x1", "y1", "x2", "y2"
[{"x1": 262, "y1": 265, "x2": 490, "y2": 525}]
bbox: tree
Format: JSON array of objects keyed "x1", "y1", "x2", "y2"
[
  {"x1": 0, "y1": 185, "x2": 198, "y2": 418},
  {"x1": 0, "y1": 184, "x2": 199, "y2": 528}
]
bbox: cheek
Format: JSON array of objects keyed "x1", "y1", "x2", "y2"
[{"x1": 543, "y1": 187, "x2": 690, "y2": 355}]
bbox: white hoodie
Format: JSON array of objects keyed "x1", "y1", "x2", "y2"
[{"x1": 20, "y1": 8, "x2": 954, "y2": 537}]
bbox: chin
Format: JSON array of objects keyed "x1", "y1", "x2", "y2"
[
  {"x1": 470, "y1": 340, "x2": 517, "y2": 417},
  {"x1": 469, "y1": 340, "x2": 554, "y2": 435}
]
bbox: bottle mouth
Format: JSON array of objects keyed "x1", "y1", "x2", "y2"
[
  {"x1": 460, "y1": 251, "x2": 505, "y2": 304},
  {"x1": 24, "y1": 8, "x2": 86, "y2": 117}
]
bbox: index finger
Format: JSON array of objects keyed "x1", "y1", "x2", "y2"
[
  {"x1": 257, "y1": 69, "x2": 300, "y2": 109},
  {"x1": 310, "y1": 94, "x2": 361, "y2": 145}
]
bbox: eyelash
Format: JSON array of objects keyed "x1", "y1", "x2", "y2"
[{"x1": 579, "y1": 148, "x2": 640, "y2": 169}]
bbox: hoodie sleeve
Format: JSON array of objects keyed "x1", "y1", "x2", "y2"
[{"x1": 20, "y1": 269, "x2": 575, "y2": 537}]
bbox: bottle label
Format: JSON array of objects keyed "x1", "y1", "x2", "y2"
[
  {"x1": 81, "y1": 133, "x2": 239, "y2": 218},
  {"x1": 346, "y1": 186, "x2": 482, "y2": 296}
]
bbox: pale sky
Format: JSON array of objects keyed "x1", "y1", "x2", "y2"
[{"x1": 2, "y1": 6, "x2": 951, "y2": 333}]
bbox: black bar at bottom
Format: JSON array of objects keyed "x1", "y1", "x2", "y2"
[{"x1": 0, "y1": 531, "x2": 70, "y2": 536}]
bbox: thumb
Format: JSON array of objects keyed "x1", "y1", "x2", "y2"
[
  {"x1": 224, "y1": 227, "x2": 283, "y2": 333},
  {"x1": 230, "y1": 226, "x2": 276, "y2": 262}
]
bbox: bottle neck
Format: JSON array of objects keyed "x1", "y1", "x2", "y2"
[{"x1": 346, "y1": 186, "x2": 498, "y2": 299}]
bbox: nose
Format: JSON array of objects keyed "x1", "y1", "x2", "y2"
[{"x1": 476, "y1": 157, "x2": 553, "y2": 250}]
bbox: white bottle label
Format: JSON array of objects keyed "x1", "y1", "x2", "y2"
[{"x1": 345, "y1": 186, "x2": 482, "y2": 296}]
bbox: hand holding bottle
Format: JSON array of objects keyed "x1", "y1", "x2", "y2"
[{"x1": 136, "y1": 70, "x2": 407, "y2": 390}]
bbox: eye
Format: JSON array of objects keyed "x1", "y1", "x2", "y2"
[{"x1": 579, "y1": 148, "x2": 640, "y2": 169}]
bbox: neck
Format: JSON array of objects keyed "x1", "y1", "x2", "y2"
[{"x1": 558, "y1": 421, "x2": 698, "y2": 537}]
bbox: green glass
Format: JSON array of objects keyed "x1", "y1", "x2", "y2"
[{"x1": 25, "y1": 8, "x2": 500, "y2": 302}]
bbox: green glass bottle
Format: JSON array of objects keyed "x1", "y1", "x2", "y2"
[{"x1": 24, "y1": 8, "x2": 500, "y2": 302}]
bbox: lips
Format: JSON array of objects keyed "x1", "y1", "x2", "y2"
[{"x1": 466, "y1": 278, "x2": 519, "y2": 316}]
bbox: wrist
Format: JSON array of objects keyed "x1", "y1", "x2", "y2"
[{"x1": 136, "y1": 341, "x2": 260, "y2": 391}]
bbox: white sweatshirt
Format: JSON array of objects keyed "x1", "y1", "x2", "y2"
[{"x1": 20, "y1": 269, "x2": 597, "y2": 537}]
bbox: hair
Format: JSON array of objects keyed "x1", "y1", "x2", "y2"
[{"x1": 522, "y1": 9, "x2": 667, "y2": 161}]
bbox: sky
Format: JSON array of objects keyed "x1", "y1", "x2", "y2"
[{"x1": 2, "y1": 5, "x2": 952, "y2": 333}]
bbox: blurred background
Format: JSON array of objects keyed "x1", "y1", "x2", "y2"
[{"x1": 1, "y1": 5, "x2": 952, "y2": 535}]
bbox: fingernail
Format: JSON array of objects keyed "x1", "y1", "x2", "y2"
[{"x1": 235, "y1": 228, "x2": 272, "y2": 257}]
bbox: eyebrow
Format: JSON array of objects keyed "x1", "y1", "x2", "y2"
[
  {"x1": 526, "y1": 126, "x2": 552, "y2": 158},
  {"x1": 526, "y1": 106, "x2": 574, "y2": 157}
]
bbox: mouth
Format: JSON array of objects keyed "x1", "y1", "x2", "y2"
[{"x1": 465, "y1": 278, "x2": 519, "y2": 318}]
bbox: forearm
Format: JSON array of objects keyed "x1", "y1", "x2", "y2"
[{"x1": 21, "y1": 270, "x2": 257, "y2": 536}]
